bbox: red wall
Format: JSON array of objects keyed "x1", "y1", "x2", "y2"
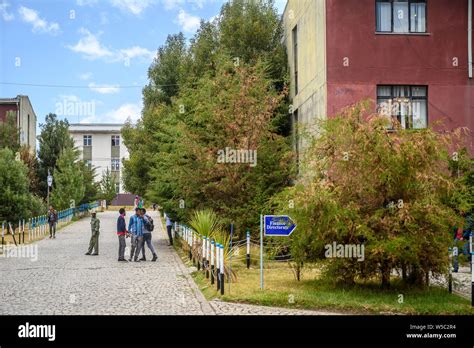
[
  {"x1": 326, "y1": 0, "x2": 474, "y2": 147},
  {"x1": 0, "y1": 104, "x2": 18, "y2": 123}
]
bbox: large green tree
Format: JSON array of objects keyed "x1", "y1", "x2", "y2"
[
  {"x1": 270, "y1": 101, "x2": 468, "y2": 288},
  {"x1": 51, "y1": 146, "x2": 85, "y2": 210},
  {"x1": 0, "y1": 148, "x2": 44, "y2": 225},
  {"x1": 0, "y1": 110, "x2": 20, "y2": 153},
  {"x1": 123, "y1": 0, "x2": 291, "y2": 232},
  {"x1": 37, "y1": 113, "x2": 74, "y2": 199}
]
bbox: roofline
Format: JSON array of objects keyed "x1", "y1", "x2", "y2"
[{"x1": 69, "y1": 123, "x2": 125, "y2": 127}]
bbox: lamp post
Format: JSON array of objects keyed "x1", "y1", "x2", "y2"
[{"x1": 47, "y1": 170, "x2": 53, "y2": 208}]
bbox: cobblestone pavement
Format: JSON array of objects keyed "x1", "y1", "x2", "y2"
[{"x1": 0, "y1": 210, "x2": 341, "y2": 315}]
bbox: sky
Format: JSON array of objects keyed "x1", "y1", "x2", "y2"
[{"x1": 0, "y1": 0, "x2": 287, "y2": 133}]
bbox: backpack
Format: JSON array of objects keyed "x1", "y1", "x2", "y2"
[{"x1": 144, "y1": 216, "x2": 154, "y2": 232}]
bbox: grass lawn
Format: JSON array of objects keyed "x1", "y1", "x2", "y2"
[{"x1": 175, "y1": 246, "x2": 474, "y2": 315}]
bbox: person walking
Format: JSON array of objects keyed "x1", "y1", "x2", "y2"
[
  {"x1": 85, "y1": 211, "x2": 100, "y2": 256},
  {"x1": 47, "y1": 206, "x2": 58, "y2": 239},
  {"x1": 117, "y1": 208, "x2": 128, "y2": 262},
  {"x1": 165, "y1": 213, "x2": 173, "y2": 246},
  {"x1": 128, "y1": 208, "x2": 144, "y2": 262},
  {"x1": 134, "y1": 195, "x2": 139, "y2": 209},
  {"x1": 140, "y1": 208, "x2": 157, "y2": 262}
]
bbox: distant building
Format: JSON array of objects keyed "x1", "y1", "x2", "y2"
[
  {"x1": 0, "y1": 95, "x2": 37, "y2": 151},
  {"x1": 283, "y1": 0, "x2": 474, "y2": 164},
  {"x1": 68, "y1": 123, "x2": 130, "y2": 193}
]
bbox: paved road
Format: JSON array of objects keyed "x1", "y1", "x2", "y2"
[{"x1": 0, "y1": 210, "x2": 339, "y2": 315}]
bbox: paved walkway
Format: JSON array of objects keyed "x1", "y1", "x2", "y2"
[{"x1": 0, "y1": 210, "x2": 338, "y2": 315}]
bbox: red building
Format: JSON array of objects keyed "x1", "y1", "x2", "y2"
[
  {"x1": 283, "y1": 0, "x2": 474, "y2": 149},
  {"x1": 0, "y1": 95, "x2": 37, "y2": 151}
]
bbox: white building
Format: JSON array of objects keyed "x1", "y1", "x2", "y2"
[{"x1": 69, "y1": 123, "x2": 129, "y2": 193}]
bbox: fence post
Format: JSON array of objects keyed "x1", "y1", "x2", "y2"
[
  {"x1": 448, "y1": 247, "x2": 453, "y2": 293},
  {"x1": 197, "y1": 235, "x2": 201, "y2": 271},
  {"x1": 192, "y1": 232, "x2": 196, "y2": 266},
  {"x1": 220, "y1": 243, "x2": 224, "y2": 295},
  {"x1": 211, "y1": 240, "x2": 215, "y2": 285},
  {"x1": 1, "y1": 222, "x2": 5, "y2": 252},
  {"x1": 9, "y1": 223, "x2": 17, "y2": 246},
  {"x1": 22, "y1": 219, "x2": 25, "y2": 244},
  {"x1": 246, "y1": 230, "x2": 251, "y2": 269},
  {"x1": 470, "y1": 232, "x2": 473, "y2": 306},
  {"x1": 216, "y1": 242, "x2": 220, "y2": 291},
  {"x1": 204, "y1": 237, "x2": 209, "y2": 278}
]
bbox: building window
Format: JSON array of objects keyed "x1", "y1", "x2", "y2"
[
  {"x1": 85, "y1": 159, "x2": 92, "y2": 169},
  {"x1": 111, "y1": 158, "x2": 120, "y2": 171},
  {"x1": 376, "y1": 0, "x2": 426, "y2": 33},
  {"x1": 83, "y1": 135, "x2": 92, "y2": 146},
  {"x1": 115, "y1": 183, "x2": 120, "y2": 193},
  {"x1": 377, "y1": 85, "x2": 427, "y2": 129},
  {"x1": 293, "y1": 109, "x2": 300, "y2": 174},
  {"x1": 292, "y1": 25, "x2": 298, "y2": 95},
  {"x1": 111, "y1": 135, "x2": 120, "y2": 147}
]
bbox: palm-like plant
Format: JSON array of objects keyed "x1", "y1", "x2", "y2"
[{"x1": 188, "y1": 209, "x2": 220, "y2": 238}]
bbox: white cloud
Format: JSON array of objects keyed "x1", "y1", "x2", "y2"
[
  {"x1": 104, "y1": 103, "x2": 142, "y2": 123},
  {"x1": 109, "y1": 0, "x2": 157, "y2": 15},
  {"x1": 68, "y1": 28, "x2": 154, "y2": 65},
  {"x1": 119, "y1": 46, "x2": 154, "y2": 60},
  {"x1": 18, "y1": 6, "x2": 60, "y2": 35},
  {"x1": 67, "y1": 28, "x2": 114, "y2": 60},
  {"x1": 162, "y1": 0, "x2": 184, "y2": 10},
  {"x1": 79, "y1": 72, "x2": 93, "y2": 80},
  {"x1": 0, "y1": 1, "x2": 14, "y2": 21},
  {"x1": 175, "y1": 9, "x2": 200, "y2": 33},
  {"x1": 76, "y1": 0, "x2": 98, "y2": 6},
  {"x1": 88, "y1": 82, "x2": 120, "y2": 94}
]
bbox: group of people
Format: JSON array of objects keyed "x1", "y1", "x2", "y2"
[
  {"x1": 83, "y1": 206, "x2": 174, "y2": 262},
  {"x1": 120, "y1": 207, "x2": 157, "y2": 262}
]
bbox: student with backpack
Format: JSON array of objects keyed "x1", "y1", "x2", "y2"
[
  {"x1": 117, "y1": 208, "x2": 128, "y2": 262},
  {"x1": 141, "y1": 208, "x2": 157, "y2": 262}
]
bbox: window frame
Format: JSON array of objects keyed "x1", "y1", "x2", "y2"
[
  {"x1": 375, "y1": 0, "x2": 427, "y2": 34},
  {"x1": 83, "y1": 135, "x2": 92, "y2": 146},
  {"x1": 111, "y1": 135, "x2": 120, "y2": 147},
  {"x1": 376, "y1": 85, "x2": 428, "y2": 130},
  {"x1": 111, "y1": 158, "x2": 120, "y2": 171},
  {"x1": 292, "y1": 25, "x2": 298, "y2": 95}
]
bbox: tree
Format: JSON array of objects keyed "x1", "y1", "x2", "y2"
[
  {"x1": 99, "y1": 168, "x2": 117, "y2": 205},
  {"x1": 19, "y1": 145, "x2": 40, "y2": 196},
  {"x1": 271, "y1": 101, "x2": 467, "y2": 288},
  {"x1": 37, "y1": 113, "x2": 74, "y2": 199},
  {"x1": 79, "y1": 161, "x2": 98, "y2": 204},
  {"x1": 51, "y1": 146, "x2": 85, "y2": 210},
  {"x1": 0, "y1": 110, "x2": 20, "y2": 153},
  {"x1": 0, "y1": 148, "x2": 38, "y2": 224}
]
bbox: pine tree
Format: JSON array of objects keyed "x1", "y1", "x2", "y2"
[{"x1": 51, "y1": 146, "x2": 85, "y2": 210}]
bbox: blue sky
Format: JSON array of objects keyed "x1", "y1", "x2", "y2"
[{"x1": 0, "y1": 0, "x2": 286, "y2": 133}]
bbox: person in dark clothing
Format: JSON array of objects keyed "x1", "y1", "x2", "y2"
[
  {"x1": 165, "y1": 213, "x2": 173, "y2": 246},
  {"x1": 117, "y1": 208, "x2": 128, "y2": 261},
  {"x1": 47, "y1": 206, "x2": 58, "y2": 239}
]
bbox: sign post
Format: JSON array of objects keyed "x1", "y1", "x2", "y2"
[
  {"x1": 260, "y1": 215, "x2": 297, "y2": 290},
  {"x1": 47, "y1": 170, "x2": 53, "y2": 208}
]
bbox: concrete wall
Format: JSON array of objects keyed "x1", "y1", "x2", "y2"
[
  {"x1": 71, "y1": 131, "x2": 129, "y2": 193},
  {"x1": 18, "y1": 96, "x2": 37, "y2": 150},
  {"x1": 283, "y1": 0, "x2": 327, "y2": 142}
]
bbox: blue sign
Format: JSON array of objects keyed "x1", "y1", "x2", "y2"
[{"x1": 264, "y1": 215, "x2": 297, "y2": 236}]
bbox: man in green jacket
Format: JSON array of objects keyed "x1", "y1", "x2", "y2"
[{"x1": 85, "y1": 211, "x2": 100, "y2": 256}]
